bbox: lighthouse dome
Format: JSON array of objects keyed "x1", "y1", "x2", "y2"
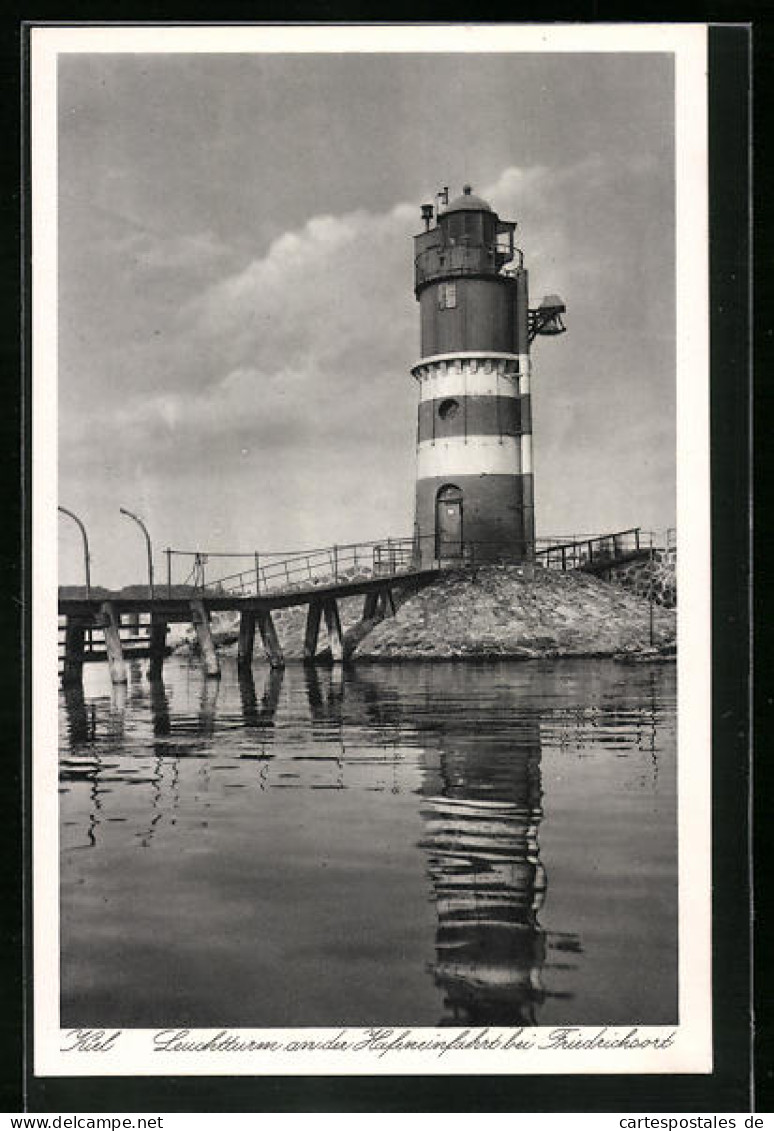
[{"x1": 443, "y1": 185, "x2": 493, "y2": 213}]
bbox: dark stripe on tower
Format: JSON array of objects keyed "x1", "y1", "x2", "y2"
[
  {"x1": 415, "y1": 473, "x2": 533, "y2": 565},
  {"x1": 521, "y1": 473, "x2": 535, "y2": 556},
  {"x1": 418, "y1": 396, "x2": 524, "y2": 443}
]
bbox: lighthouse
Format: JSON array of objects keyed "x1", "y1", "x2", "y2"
[{"x1": 412, "y1": 185, "x2": 565, "y2": 566}]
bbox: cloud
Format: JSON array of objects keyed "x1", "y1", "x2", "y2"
[
  {"x1": 185, "y1": 202, "x2": 418, "y2": 377},
  {"x1": 64, "y1": 158, "x2": 636, "y2": 469},
  {"x1": 62, "y1": 167, "x2": 571, "y2": 481},
  {"x1": 108, "y1": 227, "x2": 238, "y2": 274}
]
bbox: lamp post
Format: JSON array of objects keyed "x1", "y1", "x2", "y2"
[
  {"x1": 119, "y1": 507, "x2": 154, "y2": 601},
  {"x1": 58, "y1": 506, "x2": 91, "y2": 600}
]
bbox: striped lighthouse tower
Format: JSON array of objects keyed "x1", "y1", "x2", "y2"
[{"x1": 412, "y1": 185, "x2": 564, "y2": 567}]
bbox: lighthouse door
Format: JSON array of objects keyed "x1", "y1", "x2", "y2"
[{"x1": 436, "y1": 485, "x2": 463, "y2": 560}]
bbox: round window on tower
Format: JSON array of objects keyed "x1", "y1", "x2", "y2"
[{"x1": 438, "y1": 398, "x2": 460, "y2": 421}]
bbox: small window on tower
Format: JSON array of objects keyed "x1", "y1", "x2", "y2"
[
  {"x1": 438, "y1": 282, "x2": 457, "y2": 310},
  {"x1": 438, "y1": 398, "x2": 460, "y2": 420}
]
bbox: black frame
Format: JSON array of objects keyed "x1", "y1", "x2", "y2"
[{"x1": 7, "y1": 18, "x2": 756, "y2": 1115}]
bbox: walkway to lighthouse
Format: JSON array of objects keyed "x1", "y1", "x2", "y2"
[
  {"x1": 58, "y1": 527, "x2": 648, "y2": 685},
  {"x1": 58, "y1": 536, "x2": 443, "y2": 687}
]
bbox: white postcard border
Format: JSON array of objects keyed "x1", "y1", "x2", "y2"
[{"x1": 31, "y1": 22, "x2": 711, "y2": 1078}]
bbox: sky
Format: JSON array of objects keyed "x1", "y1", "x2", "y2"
[{"x1": 56, "y1": 48, "x2": 675, "y2": 589}]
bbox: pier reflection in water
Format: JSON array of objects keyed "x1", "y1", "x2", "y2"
[{"x1": 59, "y1": 657, "x2": 676, "y2": 1029}]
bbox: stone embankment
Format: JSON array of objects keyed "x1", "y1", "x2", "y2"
[
  {"x1": 602, "y1": 546, "x2": 677, "y2": 609},
  {"x1": 189, "y1": 565, "x2": 675, "y2": 662},
  {"x1": 356, "y1": 566, "x2": 675, "y2": 660}
]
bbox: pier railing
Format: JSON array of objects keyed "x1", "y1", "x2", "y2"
[
  {"x1": 161, "y1": 527, "x2": 651, "y2": 598},
  {"x1": 165, "y1": 537, "x2": 420, "y2": 598},
  {"x1": 534, "y1": 527, "x2": 643, "y2": 572},
  {"x1": 60, "y1": 527, "x2": 664, "y2": 606}
]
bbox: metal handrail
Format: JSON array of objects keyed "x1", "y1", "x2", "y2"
[
  {"x1": 60, "y1": 526, "x2": 655, "y2": 601},
  {"x1": 534, "y1": 527, "x2": 643, "y2": 572},
  {"x1": 164, "y1": 536, "x2": 419, "y2": 599},
  {"x1": 160, "y1": 526, "x2": 651, "y2": 596}
]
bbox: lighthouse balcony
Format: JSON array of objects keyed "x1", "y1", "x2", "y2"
[
  {"x1": 412, "y1": 352, "x2": 523, "y2": 382},
  {"x1": 414, "y1": 244, "x2": 513, "y2": 292}
]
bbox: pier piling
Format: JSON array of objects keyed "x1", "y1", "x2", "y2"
[
  {"x1": 61, "y1": 618, "x2": 86, "y2": 687},
  {"x1": 323, "y1": 598, "x2": 344, "y2": 664},
  {"x1": 257, "y1": 609, "x2": 285, "y2": 669},
  {"x1": 190, "y1": 599, "x2": 221, "y2": 678},
  {"x1": 100, "y1": 601, "x2": 128, "y2": 686},
  {"x1": 148, "y1": 615, "x2": 168, "y2": 680},
  {"x1": 303, "y1": 601, "x2": 322, "y2": 663},
  {"x1": 362, "y1": 591, "x2": 379, "y2": 621},
  {"x1": 237, "y1": 611, "x2": 256, "y2": 671}
]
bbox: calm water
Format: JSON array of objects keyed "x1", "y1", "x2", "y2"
[{"x1": 60, "y1": 656, "x2": 677, "y2": 1028}]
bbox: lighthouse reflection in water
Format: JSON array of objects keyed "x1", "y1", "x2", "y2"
[
  {"x1": 60, "y1": 658, "x2": 676, "y2": 1029},
  {"x1": 420, "y1": 718, "x2": 547, "y2": 1026}
]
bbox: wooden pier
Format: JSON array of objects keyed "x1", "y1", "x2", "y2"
[
  {"x1": 58, "y1": 528, "x2": 650, "y2": 686},
  {"x1": 58, "y1": 568, "x2": 438, "y2": 686}
]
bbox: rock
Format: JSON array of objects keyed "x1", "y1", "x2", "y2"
[{"x1": 356, "y1": 565, "x2": 676, "y2": 661}]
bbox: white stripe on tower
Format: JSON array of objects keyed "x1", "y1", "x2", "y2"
[
  {"x1": 416, "y1": 435, "x2": 521, "y2": 479},
  {"x1": 412, "y1": 354, "x2": 521, "y2": 403},
  {"x1": 519, "y1": 355, "x2": 532, "y2": 474}
]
